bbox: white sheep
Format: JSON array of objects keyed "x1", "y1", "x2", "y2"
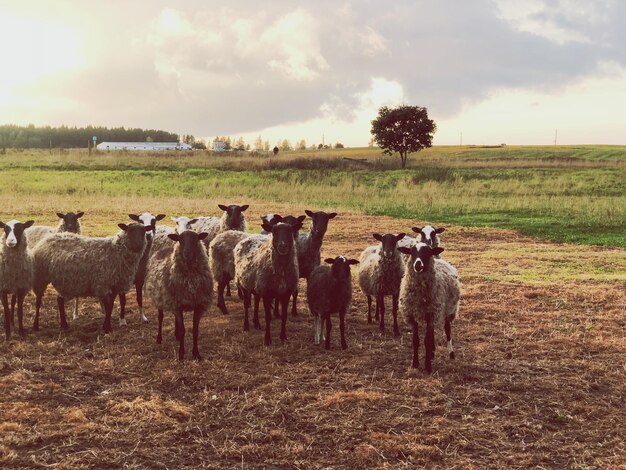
[
  {"x1": 234, "y1": 221, "x2": 300, "y2": 345},
  {"x1": 0, "y1": 220, "x2": 34, "y2": 339},
  {"x1": 358, "y1": 233, "x2": 406, "y2": 336},
  {"x1": 146, "y1": 230, "x2": 213, "y2": 361},
  {"x1": 398, "y1": 243, "x2": 460, "y2": 373},
  {"x1": 306, "y1": 256, "x2": 358, "y2": 349},
  {"x1": 31, "y1": 223, "x2": 150, "y2": 333}
]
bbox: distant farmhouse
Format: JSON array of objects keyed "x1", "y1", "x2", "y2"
[
  {"x1": 96, "y1": 142, "x2": 192, "y2": 151},
  {"x1": 212, "y1": 141, "x2": 226, "y2": 152}
]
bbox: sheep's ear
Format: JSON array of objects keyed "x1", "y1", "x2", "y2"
[
  {"x1": 198, "y1": 232, "x2": 209, "y2": 241},
  {"x1": 261, "y1": 223, "x2": 274, "y2": 232},
  {"x1": 435, "y1": 227, "x2": 446, "y2": 234},
  {"x1": 293, "y1": 222, "x2": 304, "y2": 232},
  {"x1": 155, "y1": 214, "x2": 166, "y2": 221},
  {"x1": 305, "y1": 210, "x2": 314, "y2": 217},
  {"x1": 324, "y1": 257, "x2": 335, "y2": 264},
  {"x1": 23, "y1": 220, "x2": 35, "y2": 229},
  {"x1": 128, "y1": 214, "x2": 140, "y2": 221},
  {"x1": 76, "y1": 211, "x2": 84, "y2": 218},
  {"x1": 240, "y1": 205, "x2": 249, "y2": 211},
  {"x1": 328, "y1": 212, "x2": 337, "y2": 219},
  {"x1": 0, "y1": 222, "x2": 4, "y2": 228},
  {"x1": 168, "y1": 233, "x2": 180, "y2": 242},
  {"x1": 171, "y1": 217, "x2": 179, "y2": 222},
  {"x1": 297, "y1": 215, "x2": 306, "y2": 223},
  {"x1": 348, "y1": 259, "x2": 359, "y2": 265},
  {"x1": 373, "y1": 233, "x2": 383, "y2": 241},
  {"x1": 432, "y1": 247, "x2": 445, "y2": 256},
  {"x1": 411, "y1": 226, "x2": 422, "y2": 234},
  {"x1": 396, "y1": 233, "x2": 406, "y2": 241},
  {"x1": 118, "y1": 223, "x2": 129, "y2": 231},
  {"x1": 189, "y1": 218, "x2": 198, "y2": 225},
  {"x1": 56, "y1": 212, "x2": 65, "y2": 219},
  {"x1": 398, "y1": 247, "x2": 412, "y2": 255},
  {"x1": 218, "y1": 204, "x2": 228, "y2": 211},
  {"x1": 273, "y1": 214, "x2": 283, "y2": 222}
]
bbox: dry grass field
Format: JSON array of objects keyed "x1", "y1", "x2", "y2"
[{"x1": 1, "y1": 200, "x2": 624, "y2": 469}]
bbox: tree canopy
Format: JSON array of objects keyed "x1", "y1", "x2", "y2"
[{"x1": 370, "y1": 105, "x2": 436, "y2": 168}]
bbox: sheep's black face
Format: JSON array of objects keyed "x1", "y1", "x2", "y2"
[
  {"x1": 119, "y1": 223, "x2": 151, "y2": 253},
  {"x1": 305, "y1": 210, "x2": 337, "y2": 237},
  {"x1": 325, "y1": 256, "x2": 359, "y2": 280},
  {"x1": 271, "y1": 222, "x2": 296, "y2": 256},
  {"x1": 399, "y1": 243, "x2": 445, "y2": 273},
  {"x1": 1, "y1": 220, "x2": 34, "y2": 248},
  {"x1": 373, "y1": 233, "x2": 406, "y2": 259},
  {"x1": 58, "y1": 211, "x2": 84, "y2": 233},
  {"x1": 170, "y1": 230, "x2": 209, "y2": 262},
  {"x1": 281, "y1": 215, "x2": 306, "y2": 239},
  {"x1": 412, "y1": 225, "x2": 445, "y2": 248},
  {"x1": 219, "y1": 204, "x2": 248, "y2": 229}
]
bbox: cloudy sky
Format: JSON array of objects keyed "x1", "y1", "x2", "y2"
[{"x1": 1, "y1": 0, "x2": 624, "y2": 146}]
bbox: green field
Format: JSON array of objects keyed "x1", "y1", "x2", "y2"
[{"x1": 1, "y1": 145, "x2": 624, "y2": 246}]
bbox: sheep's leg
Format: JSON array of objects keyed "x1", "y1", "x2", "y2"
[
  {"x1": 273, "y1": 296, "x2": 280, "y2": 319},
  {"x1": 253, "y1": 294, "x2": 261, "y2": 330},
  {"x1": 378, "y1": 294, "x2": 385, "y2": 333},
  {"x1": 291, "y1": 290, "x2": 298, "y2": 318},
  {"x1": 262, "y1": 296, "x2": 273, "y2": 346},
  {"x1": 33, "y1": 294, "x2": 43, "y2": 331},
  {"x1": 57, "y1": 296, "x2": 69, "y2": 330},
  {"x1": 72, "y1": 298, "x2": 79, "y2": 321},
  {"x1": 367, "y1": 295, "x2": 372, "y2": 324},
  {"x1": 118, "y1": 292, "x2": 127, "y2": 326},
  {"x1": 10, "y1": 294, "x2": 16, "y2": 328},
  {"x1": 424, "y1": 321, "x2": 435, "y2": 374},
  {"x1": 137, "y1": 281, "x2": 148, "y2": 322},
  {"x1": 101, "y1": 294, "x2": 114, "y2": 334},
  {"x1": 156, "y1": 309, "x2": 164, "y2": 344},
  {"x1": 320, "y1": 316, "x2": 326, "y2": 343},
  {"x1": 192, "y1": 306, "x2": 202, "y2": 361},
  {"x1": 374, "y1": 297, "x2": 380, "y2": 322},
  {"x1": 2, "y1": 292, "x2": 10, "y2": 340},
  {"x1": 217, "y1": 277, "x2": 229, "y2": 315},
  {"x1": 325, "y1": 314, "x2": 332, "y2": 350},
  {"x1": 226, "y1": 282, "x2": 232, "y2": 297},
  {"x1": 17, "y1": 290, "x2": 26, "y2": 337},
  {"x1": 313, "y1": 315, "x2": 320, "y2": 345},
  {"x1": 340, "y1": 309, "x2": 347, "y2": 350},
  {"x1": 243, "y1": 290, "x2": 251, "y2": 331},
  {"x1": 280, "y1": 295, "x2": 288, "y2": 342},
  {"x1": 409, "y1": 317, "x2": 419, "y2": 369},
  {"x1": 175, "y1": 310, "x2": 185, "y2": 361},
  {"x1": 445, "y1": 317, "x2": 455, "y2": 359},
  {"x1": 392, "y1": 294, "x2": 400, "y2": 337},
  {"x1": 237, "y1": 286, "x2": 243, "y2": 299}
]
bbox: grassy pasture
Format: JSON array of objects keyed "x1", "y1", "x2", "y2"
[{"x1": 0, "y1": 146, "x2": 625, "y2": 467}]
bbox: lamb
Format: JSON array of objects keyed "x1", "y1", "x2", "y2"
[
  {"x1": 358, "y1": 233, "x2": 406, "y2": 336},
  {"x1": 306, "y1": 256, "x2": 359, "y2": 350},
  {"x1": 116, "y1": 212, "x2": 166, "y2": 325},
  {"x1": 190, "y1": 204, "x2": 248, "y2": 247},
  {"x1": 146, "y1": 230, "x2": 213, "y2": 361},
  {"x1": 234, "y1": 221, "x2": 301, "y2": 345},
  {"x1": 152, "y1": 216, "x2": 198, "y2": 251},
  {"x1": 289, "y1": 210, "x2": 337, "y2": 317},
  {"x1": 0, "y1": 220, "x2": 34, "y2": 339},
  {"x1": 412, "y1": 225, "x2": 445, "y2": 252},
  {"x1": 25, "y1": 211, "x2": 84, "y2": 247},
  {"x1": 398, "y1": 243, "x2": 460, "y2": 373},
  {"x1": 31, "y1": 223, "x2": 151, "y2": 333}
]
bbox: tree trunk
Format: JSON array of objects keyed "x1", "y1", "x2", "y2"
[{"x1": 400, "y1": 152, "x2": 407, "y2": 168}]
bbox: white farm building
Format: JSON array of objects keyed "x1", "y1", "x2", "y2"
[{"x1": 96, "y1": 142, "x2": 192, "y2": 151}]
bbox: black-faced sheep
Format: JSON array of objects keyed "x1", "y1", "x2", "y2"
[
  {"x1": 234, "y1": 221, "x2": 301, "y2": 345},
  {"x1": 306, "y1": 256, "x2": 358, "y2": 350},
  {"x1": 0, "y1": 220, "x2": 34, "y2": 339},
  {"x1": 146, "y1": 230, "x2": 213, "y2": 361},
  {"x1": 398, "y1": 243, "x2": 460, "y2": 373},
  {"x1": 358, "y1": 233, "x2": 406, "y2": 336},
  {"x1": 116, "y1": 212, "x2": 165, "y2": 325},
  {"x1": 190, "y1": 204, "x2": 248, "y2": 247},
  {"x1": 31, "y1": 223, "x2": 150, "y2": 333}
]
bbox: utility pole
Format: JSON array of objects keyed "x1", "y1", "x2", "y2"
[
  {"x1": 554, "y1": 129, "x2": 558, "y2": 146},
  {"x1": 460, "y1": 131, "x2": 463, "y2": 146}
]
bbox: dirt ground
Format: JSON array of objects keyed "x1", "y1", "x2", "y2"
[{"x1": 1, "y1": 204, "x2": 625, "y2": 469}]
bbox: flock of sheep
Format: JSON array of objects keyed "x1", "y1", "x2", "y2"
[{"x1": 0, "y1": 205, "x2": 460, "y2": 372}]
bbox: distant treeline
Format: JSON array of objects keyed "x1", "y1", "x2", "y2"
[{"x1": 0, "y1": 124, "x2": 180, "y2": 149}]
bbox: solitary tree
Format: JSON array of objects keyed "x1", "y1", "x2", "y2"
[{"x1": 370, "y1": 105, "x2": 436, "y2": 168}]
